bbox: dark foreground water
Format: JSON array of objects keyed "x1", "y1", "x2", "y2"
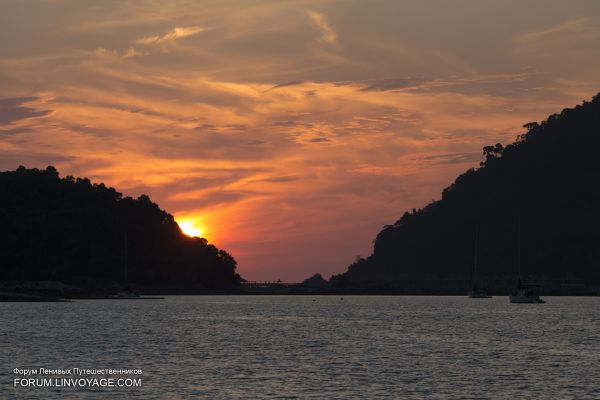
[{"x1": 1, "y1": 296, "x2": 600, "y2": 399}]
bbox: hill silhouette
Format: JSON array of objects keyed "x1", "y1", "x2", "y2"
[
  {"x1": 0, "y1": 166, "x2": 240, "y2": 293},
  {"x1": 301, "y1": 273, "x2": 328, "y2": 288},
  {"x1": 339, "y1": 93, "x2": 600, "y2": 294}
]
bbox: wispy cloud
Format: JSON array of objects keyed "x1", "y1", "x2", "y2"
[
  {"x1": 358, "y1": 77, "x2": 430, "y2": 92},
  {"x1": 122, "y1": 47, "x2": 147, "y2": 58},
  {"x1": 518, "y1": 17, "x2": 590, "y2": 43},
  {"x1": 269, "y1": 80, "x2": 305, "y2": 90},
  {"x1": 135, "y1": 26, "x2": 209, "y2": 45},
  {"x1": 308, "y1": 11, "x2": 337, "y2": 45}
]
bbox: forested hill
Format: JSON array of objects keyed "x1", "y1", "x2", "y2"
[
  {"x1": 340, "y1": 93, "x2": 600, "y2": 294},
  {"x1": 0, "y1": 167, "x2": 240, "y2": 291}
]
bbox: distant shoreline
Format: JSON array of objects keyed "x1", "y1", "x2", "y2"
[
  {"x1": 3, "y1": 291, "x2": 599, "y2": 302},
  {"x1": 1, "y1": 279, "x2": 598, "y2": 302}
]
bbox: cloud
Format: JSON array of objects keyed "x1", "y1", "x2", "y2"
[
  {"x1": 134, "y1": 26, "x2": 209, "y2": 45},
  {"x1": 306, "y1": 137, "x2": 331, "y2": 143},
  {"x1": 256, "y1": 175, "x2": 300, "y2": 183},
  {"x1": 0, "y1": 97, "x2": 51, "y2": 125},
  {"x1": 358, "y1": 77, "x2": 431, "y2": 92},
  {"x1": 92, "y1": 47, "x2": 148, "y2": 59},
  {"x1": 122, "y1": 47, "x2": 147, "y2": 58},
  {"x1": 417, "y1": 152, "x2": 482, "y2": 166},
  {"x1": 0, "y1": 127, "x2": 31, "y2": 136},
  {"x1": 308, "y1": 11, "x2": 337, "y2": 45},
  {"x1": 2, "y1": 0, "x2": 599, "y2": 281},
  {"x1": 272, "y1": 120, "x2": 314, "y2": 128},
  {"x1": 518, "y1": 18, "x2": 590, "y2": 43},
  {"x1": 270, "y1": 80, "x2": 305, "y2": 90}
]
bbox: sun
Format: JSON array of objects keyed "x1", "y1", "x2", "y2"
[{"x1": 178, "y1": 220, "x2": 203, "y2": 238}]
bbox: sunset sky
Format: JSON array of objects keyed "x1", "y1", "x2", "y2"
[{"x1": 1, "y1": 1, "x2": 600, "y2": 281}]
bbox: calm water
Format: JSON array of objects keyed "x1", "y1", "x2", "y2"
[{"x1": 1, "y1": 296, "x2": 600, "y2": 399}]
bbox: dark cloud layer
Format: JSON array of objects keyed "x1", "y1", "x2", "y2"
[{"x1": 0, "y1": 97, "x2": 50, "y2": 125}]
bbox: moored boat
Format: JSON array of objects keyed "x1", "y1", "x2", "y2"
[
  {"x1": 469, "y1": 286, "x2": 491, "y2": 298},
  {"x1": 510, "y1": 279, "x2": 544, "y2": 303},
  {"x1": 468, "y1": 226, "x2": 491, "y2": 298},
  {"x1": 509, "y1": 212, "x2": 544, "y2": 304},
  {"x1": 108, "y1": 288, "x2": 140, "y2": 299}
]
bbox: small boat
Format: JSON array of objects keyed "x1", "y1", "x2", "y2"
[
  {"x1": 509, "y1": 212, "x2": 544, "y2": 304},
  {"x1": 105, "y1": 234, "x2": 163, "y2": 300},
  {"x1": 469, "y1": 286, "x2": 491, "y2": 298},
  {"x1": 108, "y1": 233, "x2": 140, "y2": 299},
  {"x1": 468, "y1": 226, "x2": 491, "y2": 298},
  {"x1": 108, "y1": 288, "x2": 140, "y2": 299},
  {"x1": 510, "y1": 279, "x2": 545, "y2": 303}
]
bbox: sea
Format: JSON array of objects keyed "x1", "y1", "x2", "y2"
[{"x1": 1, "y1": 296, "x2": 599, "y2": 399}]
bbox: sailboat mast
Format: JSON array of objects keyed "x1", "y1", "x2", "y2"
[
  {"x1": 472, "y1": 226, "x2": 479, "y2": 286},
  {"x1": 124, "y1": 232, "x2": 128, "y2": 284},
  {"x1": 517, "y1": 210, "x2": 521, "y2": 280}
]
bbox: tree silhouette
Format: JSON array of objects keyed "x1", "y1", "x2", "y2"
[
  {"x1": 0, "y1": 166, "x2": 240, "y2": 291},
  {"x1": 338, "y1": 92, "x2": 600, "y2": 293}
]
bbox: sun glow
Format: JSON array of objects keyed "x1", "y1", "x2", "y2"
[{"x1": 178, "y1": 220, "x2": 203, "y2": 238}]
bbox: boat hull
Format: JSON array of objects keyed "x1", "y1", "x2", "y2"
[
  {"x1": 469, "y1": 293, "x2": 492, "y2": 298},
  {"x1": 468, "y1": 287, "x2": 491, "y2": 298},
  {"x1": 509, "y1": 295, "x2": 545, "y2": 303}
]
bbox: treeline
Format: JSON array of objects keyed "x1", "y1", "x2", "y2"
[
  {"x1": 0, "y1": 166, "x2": 240, "y2": 290},
  {"x1": 340, "y1": 93, "x2": 600, "y2": 292}
]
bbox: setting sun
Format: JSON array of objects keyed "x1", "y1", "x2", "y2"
[{"x1": 178, "y1": 220, "x2": 203, "y2": 238}]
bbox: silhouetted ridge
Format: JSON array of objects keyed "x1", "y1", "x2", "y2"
[
  {"x1": 300, "y1": 273, "x2": 328, "y2": 288},
  {"x1": 0, "y1": 166, "x2": 240, "y2": 291},
  {"x1": 342, "y1": 93, "x2": 600, "y2": 294}
]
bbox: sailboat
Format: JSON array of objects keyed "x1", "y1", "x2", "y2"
[
  {"x1": 509, "y1": 212, "x2": 545, "y2": 304},
  {"x1": 509, "y1": 279, "x2": 544, "y2": 304},
  {"x1": 468, "y1": 226, "x2": 491, "y2": 298},
  {"x1": 109, "y1": 232, "x2": 140, "y2": 299}
]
